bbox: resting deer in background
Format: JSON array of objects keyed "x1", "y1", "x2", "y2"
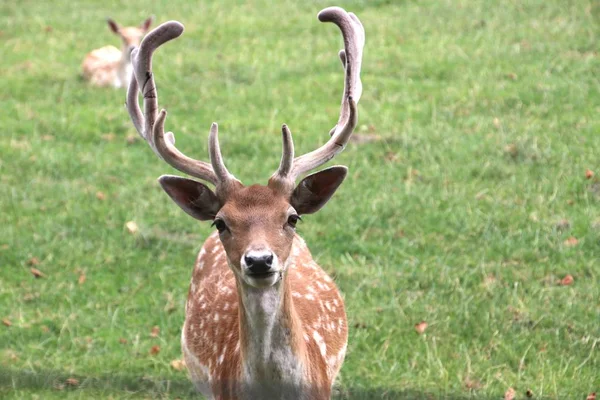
[
  {"x1": 82, "y1": 17, "x2": 152, "y2": 88},
  {"x1": 126, "y1": 7, "x2": 364, "y2": 399}
]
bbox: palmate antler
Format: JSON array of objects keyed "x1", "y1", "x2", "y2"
[{"x1": 126, "y1": 7, "x2": 365, "y2": 197}]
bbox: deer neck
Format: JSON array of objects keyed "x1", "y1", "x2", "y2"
[{"x1": 236, "y1": 256, "x2": 307, "y2": 394}]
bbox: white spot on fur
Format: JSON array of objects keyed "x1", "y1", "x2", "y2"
[
  {"x1": 305, "y1": 294, "x2": 315, "y2": 301},
  {"x1": 312, "y1": 330, "x2": 327, "y2": 357},
  {"x1": 292, "y1": 291, "x2": 302, "y2": 298},
  {"x1": 214, "y1": 313, "x2": 219, "y2": 322}
]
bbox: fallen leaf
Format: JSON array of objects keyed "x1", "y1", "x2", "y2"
[
  {"x1": 170, "y1": 359, "x2": 186, "y2": 371},
  {"x1": 125, "y1": 221, "x2": 139, "y2": 234},
  {"x1": 505, "y1": 72, "x2": 518, "y2": 80},
  {"x1": 414, "y1": 321, "x2": 428, "y2": 334},
  {"x1": 44, "y1": 26, "x2": 53, "y2": 33},
  {"x1": 30, "y1": 268, "x2": 45, "y2": 278},
  {"x1": 563, "y1": 237, "x2": 578, "y2": 246},
  {"x1": 95, "y1": 191, "x2": 106, "y2": 201},
  {"x1": 526, "y1": 389, "x2": 534, "y2": 398},
  {"x1": 65, "y1": 378, "x2": 79, "y2": 386},
  {"x1": 150, "y1": 325, "x2": 160, "y2": 338},
  {"x1": 504, "y1": 143, "x2": 518, "y2": 158},
  {"x1": 493, "y1": 117, "x2": 501, "y2": 128},
  {"x1": 126, "y1": 134, "x2": 139, "y2": 144},
  {"x1": 464, "y1": 377, "x2": 482, "y2": 390},
  {"x1": 101, "y1": 133, "x2": 116, "y2": 141},
  {"x1": 150, "y1": 345, "x2": 161, "y2": 355},
  {"x1": 119, "y1": 338, "x2": 128, "y2": 344},
  {"x1": 554, "y1": 219, "x2": 570, "y2": 231},
  {"x1": 586, "y1": 169, "x2": 594, "y2": 179},
  {"x1": 27, "y1": 257, "x2": 40, "y2": 266},
  {"x1": 41, "y1": 325, "x2": 50, "y2": 333},
  {"x1": 559, "y1": 274, "x2": 574, "y2": 286},
  {"x1": 586, "y1": 393, "x2": 596, "y2": 400},
  {"x1": 78, "y1": 273, "x2": 86, "y2": 285},
  {"x1": 1, "y1": 244, "x2": 9, "y2": 250},
  {"x1": 504, "y1": 387, "x2": 516, "y2": 400},
  {"x1": 41, "y1": 135, "x2": 54, "y2": 141},
  {"x1": 2, "y1": 318, "x2": 11, "y2": 327}
]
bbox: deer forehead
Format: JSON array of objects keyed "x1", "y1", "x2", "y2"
[
  {"x1": 220, "y1": 185, "x2": 293, "y2": 225},
  {"x1": 120, "y1": 27, "x2": 144, "y2": 44}
]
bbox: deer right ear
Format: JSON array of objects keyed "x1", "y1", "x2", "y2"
[
  {"x1": 107, "y1": 18, "x2": 120, "y2": 34},
  {"x1": 158, "y1": 175, "x2": 221, "y2": 221}
]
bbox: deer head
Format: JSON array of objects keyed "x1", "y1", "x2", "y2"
[
  {"x1": 126, "y1": 8, "x2": 364, "y2": 289},
  {"x1": 107, "y1": 16, "x2": 153, "y2": 50}
]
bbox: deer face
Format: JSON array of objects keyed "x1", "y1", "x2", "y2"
[
  {"x1": 158, "y1": 167, "x2": 347, "y2": 288},
  {"x1": 107, "y1": 17, "x2": 153, "y2": 49}
]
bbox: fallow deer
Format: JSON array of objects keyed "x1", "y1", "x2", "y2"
[
  {"x1": 82, "y1": 17, "x2": 152, "y2": 88},
  {"x1": 125, "y1": 7, "x2": 364, "y2": 399}
]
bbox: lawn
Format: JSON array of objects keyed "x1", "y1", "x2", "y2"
[{"x1": 1, "y1": 0, "x2": 599, "y2": 398}]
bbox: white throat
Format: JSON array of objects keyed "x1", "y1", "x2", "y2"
[{"x1": 236, "y1": 263, "x2": 305, "y2": 398}]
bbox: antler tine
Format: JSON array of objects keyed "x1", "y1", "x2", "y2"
[
  {"x1": 126, "y1": 21, "x2": 220, "y2": 186},
  {"x1": 268, "y1": 124, "x2": 296, "y2": 194},
  {"x1": 287, "y1": 7, "x2": 365, "y2": 182}
]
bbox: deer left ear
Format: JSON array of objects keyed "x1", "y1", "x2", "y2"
[
  {"x1": 158, "y1": 175, "x2": 221, "y2": 221},
  {"x1": 141, "y1": 16, "x2": 153, "y2": 32},
  {"x1": 290, "y1": 166, "x2": 347, "y2": 215}
]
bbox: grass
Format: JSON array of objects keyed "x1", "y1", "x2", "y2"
[{"x1": 1, "y1": 0, "x2": 599, "y2": 398}]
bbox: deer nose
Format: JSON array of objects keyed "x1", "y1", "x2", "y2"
[{"x1": 244, "y1": 250, "x2": 274, "y2": 274}]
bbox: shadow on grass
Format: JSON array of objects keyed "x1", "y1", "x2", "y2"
[{"x1": 0, "y1": 367, "x2": 502, "y2": 399}]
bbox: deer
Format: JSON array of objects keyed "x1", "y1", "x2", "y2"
[
  {"x1": 125, "y1": 6, "x2": 364, "y2": 399},
  {"x1": 81, "y1": 17, "x2": 152, "y2": 88}
]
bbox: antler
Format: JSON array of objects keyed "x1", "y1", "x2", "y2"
[
  {"x1": 270, "y1": 7, "x2": 365, "y2": 192},
  {"x1": 126, "y1": 21, "x2": 237, "y2": 192}
]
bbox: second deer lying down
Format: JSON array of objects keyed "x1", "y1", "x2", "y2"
[
  {"x1": 126, "y1": 7, "x2": 364, "y2": 399},
  {"x1": 82, "y1": 17, "x2": 152, "y2": 88}
]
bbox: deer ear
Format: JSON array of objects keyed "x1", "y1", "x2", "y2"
[
  {"x1": 141, "y1": 16, "x2": 153, "y2": 32},
  {"x1": 158, "y1": 175, "x2": 221, "y2": 221},
  {"x1": 107, "y1": 18, "x2": 120, "y2": 34},
  {"x1": 290, "y1": 166, "x2": 347, "y2": 215}
]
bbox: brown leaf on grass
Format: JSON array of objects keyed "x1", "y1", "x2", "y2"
[
  {"x1": 505, "y1": 72, "x2": 518, "y2": 80},
  {"x1": 2, "y1": 318, "x2": 11, "y2": 327},
  {"x1": 41, "y1": 325, "x2": 50, "y2": 333},
  {"x1": 464, "y1": 377, "x2": 482, "y2": 390},
  {"x1": 150, "y1": 345, "x2": 161, "y2": 355},
  {"x1": 504, "y1": 387, "x2": 516, "y2": 400},
  {"x1": 586, "y1": 169, "x2": 594, "y2": 179},
  {"x1": 526, "y1": 389, "x2": 534, "y2": 398},
  {"x1": 44, "y1": 26, "x2": 53, "y2": 33},
  {"x1": 150, "y1": 325, "x2": 160, "y2": 338},
  {"x1": 563, "y1": 237, "x2": 578, "y2": 246},
  {"x1": 170, "y1": 359, "x2": 186, "y2": 371},
  {"x1": 119, "y1": 338, "x2": 128, "y2": 344},
  {"x1": 504, "y1": 143, "x2": 518, "y2": 158},
  {"x1": 559, "y1": 274, "x2": 574, "y2": 286},
  {"x1": 101, "y1": 133, "x2": 116, "y2": 141},
  {"x1": 126, "y1": 134, "x2": 139, "y2": 145},
  {"x1": 1, "y1": 244, "x2": 9, "y2": 250},
  {"x1": 554, "y1": 219, "x2": 570, "y2": 231},
  {"x1": 65, "y1": 378, "x2": 79, "y2": 387},
  {"x1": 78, "y1": 273, "x2": 86, "y2": 285},
  {"x1": 30, "y1": 268, "x2": 45, "y2": 278},
  {"x1": 414, "y1": 321, "x2": 428, "y2": 334},
  {"x1": 95, "y1": 191, "x2": 106, "y2": 201},
  {"x1": 41, "y1": 135, "x2": 54, "y2": 141},
  {"x1": 27, "y1": 257, "x2": 40, "y2": 266},
  {"x1": 586, "y1": 393, "x2": 596, "y2": 400},
  {"x1": 125, "y1": 221, "x2": 139, "y2": 234}
]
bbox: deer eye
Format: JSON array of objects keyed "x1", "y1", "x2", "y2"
[
  {"x1": 287, "y1": 214, "x2": 301, "y2": 229},
  {"x1": 211, "y1": 218, "x2": 229, "y2": 234}
]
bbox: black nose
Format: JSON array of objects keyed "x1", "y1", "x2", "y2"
[{"x1": 244, "y1": 252, "x2": 274, "y2": 274}]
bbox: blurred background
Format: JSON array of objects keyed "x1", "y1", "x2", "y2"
[{"x1": 1, "y1": 0, "x2": 598, "y2": 398}]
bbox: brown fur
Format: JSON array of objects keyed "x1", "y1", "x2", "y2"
[{"x1": 182, "y1": 186, "x2": 348, "y2": 399}]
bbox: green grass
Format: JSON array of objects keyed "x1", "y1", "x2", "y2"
[{"x1": 1, "y1": 0, "x2": 599, "y2": 398}]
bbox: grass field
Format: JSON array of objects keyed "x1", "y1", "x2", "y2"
[{"x1": 1, "y1": 0, "x2": 599, "y2": 398}]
